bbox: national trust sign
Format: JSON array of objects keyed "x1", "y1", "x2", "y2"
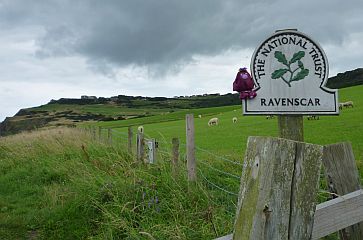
[{"x1": 244, "y1": 29, "x2": 338, "y2": 115}]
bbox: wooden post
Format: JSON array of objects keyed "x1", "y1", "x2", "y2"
[
  {"x1": 107, "y1": 128, "x2": 112, "y2": 145},
  {"x1": 146, "y1": 139, "x2": 156, "y2": 164},
  {"x1": 278, "y1": 115, "x2": 304, "y2": 141},
  {"x1": 136, "y1": 131, "x2": 144, "y2": 162},
  {"x1": 215, "y1": 190, "x2": 363, "y2": 240},
  {"x1": 186, "y1": 114, "x2": 196, "y2": 181},
  {"x1": 128, "y1": 127, "x2": 133, "y2": 154},
  {"x1": 172, "y1": 138, "x2": 180, "y2": 177},
  {"x1": 233, "y1": 136, "x2": 323, "y2": 239},
  {"x1": 322, "y1": 142, "x2": 363, "y2": 239},
  {"x1": 92, "y1": 127, "x2": 96, "y2": 140},
  {"x1": 98, "y1": 126, "x2": 102, "y2": 141}
]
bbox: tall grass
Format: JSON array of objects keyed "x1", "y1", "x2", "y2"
[{"x1": 0, "y1": 128, "x2": 234, "y2": 239}]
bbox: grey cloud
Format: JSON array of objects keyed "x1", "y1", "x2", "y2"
[{"x1": 1, "y1": 0, "x2": 362, "y2": 75}]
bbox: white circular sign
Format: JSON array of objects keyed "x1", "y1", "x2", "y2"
[{"x1": 244, "y1": 30, "x2": 338, "y2": 115}]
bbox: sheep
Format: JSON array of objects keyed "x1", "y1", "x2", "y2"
[
  {"x1": 198, "y1": 114, "x2": 202, "y2": 118},
  {"x1": 307, "y1": 115, "x2": 319, "y2": 120},
  {"x1": 208, "y1": 117, "x2": 219, "y2": 126},
  {"x1": 232, "y1": 117, "x2": 237, "y2": 123},
  {"x1": 343, "y1": 101, "x2": 354, "y2": 108},
  {"x1": 339, "y1": 103, "x2": 344, "y2": 110},
  {"x1": 137, "y1": 126, "x2": 144, "y2": 134},
  {"x1": 266, "y1": 115, "x2": 275, "y2": 119}
]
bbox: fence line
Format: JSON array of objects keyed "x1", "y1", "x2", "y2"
[
  {"x1": 198, "y1": 169, "x2": 239, "y2": 196},
  {"x1": 194, "y1": 145, "x2": 243, "y2": 167},
  {"x1": 198, "y1": 160, "x2": 240, "y2": 180}
]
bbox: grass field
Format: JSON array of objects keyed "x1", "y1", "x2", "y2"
[
  {"x1": 102, "y1": 85, "x2": 363, "y2": 169},
  {"x1": 1, "y1": 85, "x2": 362, "y2": 239}
]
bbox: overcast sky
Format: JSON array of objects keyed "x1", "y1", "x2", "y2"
[{"x1": 0, "y1": 0, "x2": 362, "y2": 121}]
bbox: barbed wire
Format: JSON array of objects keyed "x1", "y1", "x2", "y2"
[
  {"x1": 194, "y1": 145, "x2": 243, "y2": 167},
  {"x1": 198, "y1": 160, "x2": 240, "y2": 180},
  {"x1": 110, "y1": 129, "x2": 128, "y2": 136},
  {"x1": 198, "y1": 169, "x2": 238, "y2": 196}
]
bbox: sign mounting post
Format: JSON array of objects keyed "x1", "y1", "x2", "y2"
[{"x1": 246, "y1": 29, "x2": 338, "y2": 141}]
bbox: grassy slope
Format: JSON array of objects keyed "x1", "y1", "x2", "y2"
[
  {"x1": 0, "y1": 128, "x2": 234, "y2": 239},
  {"x1": 108, "y1": 85, "x2": 363, "y2": 167},
  {"x1": 1, "y1": 85, "x2": 362, "y2": 239}
]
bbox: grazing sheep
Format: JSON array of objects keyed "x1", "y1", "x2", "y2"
[
  {"x1": 232, "y1": 117, "x2": 237, "y2": 123},
  {"x1": 137, "y1": 126, "x2": 144, "y2": 133},
  {"x1": 339, "y1": 103, "x2": 344, "y2": 110},
  {"x1": 208, "y1": 117, "x2": 219, "y2": 126},
  {"x1": 307, "y1": 115, "x2": 319, "y2": 120},
  {"x1": 266, "y1": 115, "x2": 275, "y2": 119},
  {"x1": 343, "y1": 101, "x2": 354, "y2": 108},
  {"x1": 198, "y1": 114, "x2": 202, "y2": 118}
]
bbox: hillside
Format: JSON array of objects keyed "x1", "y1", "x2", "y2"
[
  {"x1": 326, "y1": 68, "x2": 363, "y2": 89},
  {"x1": 0, "y1": 93, "x2": 240, "y2": 136},
  {"x1": 1, "y1": 67, "x2": 362, "y2": 136}
]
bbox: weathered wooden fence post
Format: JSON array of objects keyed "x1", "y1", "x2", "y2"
[
  {"x1": 321, "y1": 142, "x2": 363, "y2": 239},
  {"x1": 98, "y1": 126, "x2": 102, "y2": 141},
  {"x1": 172, "y1": 137, "x2": 180, "y2": 177},
  {"x1": 136, "y1": 131, "x2": 144, "y2": 162},
  {"x1": 146, "y1": 139, "x2": 156, "y2": 164},
  {"x1": 128, "y1": 127, "x2": 133, "y2": 154},
  {"x1": 186, "y1": 114, "x2": 196, "y2": 181},
  {"x1": 233, "y1": 136, "x2": 323, "y2": 240},
  {"x1": 107, "y1": 128, "x2": 112, "y2": 145},
  {"x1": 92, "y1": 126, "x2": 96, "y2": 140}
]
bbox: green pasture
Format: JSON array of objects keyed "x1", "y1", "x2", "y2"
[{"x1": 106, "y1": 85, "x2": 363, "y2": 169}]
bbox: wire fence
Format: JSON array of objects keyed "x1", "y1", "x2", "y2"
[{"x1": 89, "y1": 125, "x2": 243, "y2": 217}]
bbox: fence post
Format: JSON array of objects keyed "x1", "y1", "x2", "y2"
[
  {"x1": 146, "y1": 139, "x2": 156, "y2": 164},
  {"x1": 186, "y1": 114, "x2": 196, "y2": 181},
  {"x1": 128, "y1": 127, "x2": 133, "y2": 154},
  {"x1": 107, "y1": 128, "x2": 112, "y2": 145},
  {"x1": 92, "y1": 127, "x2": 96, "y2": 140},
  {"x1": 136, "y1": 131, "x2": 144, "y2": 163},
  {"x1": 172, "y1": 138, "x2": 179, "y2": 177},
  {"x1": 234, "y1": 136, "x2": 323, "y2": 239},
  {"x1": 278, "y1": 115, "x2": 304, "y2": 141},
  {"x1": 322, "y1": 142, "x2": 363, "y2": 239},
  {"x1": 98, "y1": 126, "x2": 102, "y2": 141}
]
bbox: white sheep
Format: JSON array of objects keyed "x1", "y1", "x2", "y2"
[
  {"x1": 339, "y1": 103, "x2": 344, "y2": 110},
  {"x1": 343, "y1": 101, "x2": 354, "y2": 108},
  {"x1": 232, "y1": 117, "x2": 237, "y2": 123},
  {"x1": 198, "y1": 114, "x2": 202, "y2": 118},
  {"x1": 307, "y1": 115, "x2": 319, "y2": 120},
  {"x1": 266, "y1": 115, "x2": 275, "y2": 120},
  {"x1": 137, "y1": 126, "x2": 144, "y2": 134},
  {"x1": 208, "y1": 117, "x2": 219, "y2": 126}
]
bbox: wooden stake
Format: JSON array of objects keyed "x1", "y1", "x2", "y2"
[
  {"x1": 137, "y1": 131, "x2": 144, "y2": 162},
  {"x1": 98, "y1": 126, "x2": 102, "y2": 141},
  {"x1": 107, "y1": 128, "x2": 112, "y2": 145},
  {"x1": 128, "y1": 127, "x2": 133, "y2": 154},
  {"x1": 234, "y1": 136, "x2": 323, "y2": 239},
  {"x1": 322, "y1": 142, "x2": 363, "y2": 239},
  {"x1": 172, "y1": 138, "x2": 179, "y2": 177},
  {"x1": 186, "y1": 114, "x2": 196, "y2": 181}
]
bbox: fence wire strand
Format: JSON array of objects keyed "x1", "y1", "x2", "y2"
[
  {"x1": 198, "y1": 160, "x2": 240, "y2": 180},
  {"x1": 198, "y1": 169, "x2": 238, "y2": 196},
  {"x1": 194, "y1": 145, "x2": 243, "y2": 167}
]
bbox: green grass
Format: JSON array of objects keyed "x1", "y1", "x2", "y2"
[
  {"x1": 1, "y1": 85, "x2": 362, "y2": 239},
  {"x1": 0, "y1": 128, "x2": 235, "y2": 239},
  {"x1": 105, "y1": 85, "x2": 363, "y2": 169}
]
